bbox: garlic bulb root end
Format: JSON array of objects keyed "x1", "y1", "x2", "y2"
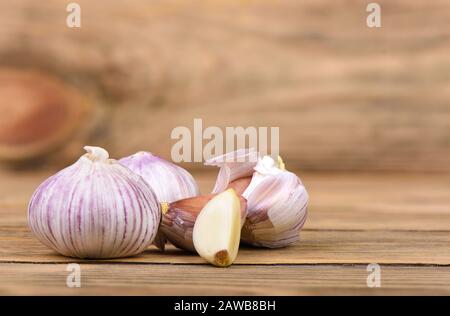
[{"x1": 160, "y1": 202, "x2": 169, "y2": 215}]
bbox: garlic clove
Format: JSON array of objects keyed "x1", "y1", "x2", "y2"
[
  {"x1": 227, "y1": 176, "x2": 252, "y2": 196},
  {"x1": 241, "y1": 172, "x2": 308, "y2": 248},
  {"x1": 159, "y1": 194, "x2": 247, "y2": 252},
  {"x1": 205, "y1": 148, "x2": 259, "y2": 193},
  {"x1": 193, "y1": 189, "x2": 242, "y2": 267},
  {"x1": 158, "y1": 195, "x2": 213, "y2": 252},
  {"x1": 152, "y1": 229, "x2": 168, "y2": 251}
]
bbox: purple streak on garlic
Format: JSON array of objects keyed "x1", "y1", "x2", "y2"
[
  {"x1": 28, "y1": 146, "x2": 161, "y2": 259},
  {"x1": 119, "y1": 151, "x2": 199, "y2": 203},
  {"x1": 206, "y1": 150, "x2": 309, "y2": 248}
]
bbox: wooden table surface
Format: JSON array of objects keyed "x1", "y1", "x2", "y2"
[{"x1": 1, "y1": 169, "x2": 449, "y2": 295}]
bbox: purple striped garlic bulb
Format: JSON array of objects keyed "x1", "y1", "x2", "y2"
[
  {"x1": 28, "y1": 146, "x2": 161, "y2": 259},
  {"x1": 119, "y1": 151, "x2": 200, "y2": 250},
  {"x1": 206, "y1": 149, "x2": 308, "y2": 248},
  {"x1": 119, "y1": 151, "x2": 199, "y2": 203}
]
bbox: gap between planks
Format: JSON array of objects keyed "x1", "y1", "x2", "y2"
[{"x1": 1, "y1": 261, "x2": 450, "y2": 268}]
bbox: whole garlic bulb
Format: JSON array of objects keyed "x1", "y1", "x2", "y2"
[
  {"x1": 206, "y1": 149, "x2": 308, "y2": 248},
  {"x1": 28, "y1": 146, "x2": 161, "y2": 259},
  {"x1": 119, "y1": 151, "x2": 199, "y2": 203}
]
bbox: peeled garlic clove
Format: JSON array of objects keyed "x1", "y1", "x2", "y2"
[
  {"x1": 193, "y1": 189, "x2": 242, "y2": 267},
  {"x1": 205, "y1": 148, "x2": 259, "y2": 193},
  {"x1": 28, "y1": 146, "x2": 161, "y2": 259},
  {"x1": 242, "y1": 172, "x2": 308, "y2": 248},
  {"x1": 160, "y1": 194, "x2": 247, "y2": 252}
]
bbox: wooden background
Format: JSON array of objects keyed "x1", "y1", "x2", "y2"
[
  {"x1": 0, "y1": 0, "x2": 450, "y2": 296},
  {"x1": 0, "y1": 0, "x2": 449, "y2": 171}
]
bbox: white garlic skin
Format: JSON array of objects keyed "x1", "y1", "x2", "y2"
[
  {"x1": 207, "y1": 151, "x2": 308, "y2": 249},
  {"x1": 28, "y1": 146, "x2": 161, "y2": 259},
  {"x1": 241, "y1": 171, "x2": 308, "y2": 248},
  {"x1": 119, "y1": 151, "x2": 199, "y2": 203}
]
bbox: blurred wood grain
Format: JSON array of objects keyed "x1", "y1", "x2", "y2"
[{"x1": 0, "y1": 0, "x2": 449, "y2": 171}]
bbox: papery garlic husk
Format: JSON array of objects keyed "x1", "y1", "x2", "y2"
[
  {"x1": 205, "y1": 148, "x2": 259, "y2": 194},
  {"x1": 119, "y1": 151, "x2": 200, "y2": 250},
  {"x1": 159, "y1": 193, "x2": 247, "y2": 252},
  {"x1": 193, "y1": 189, "x2": 242, "y2": 267},
  {"x1": 28, "y1": 146, "x2": 161, "y2": 259},
  {"x1": 206, "y1": 150, "x2": 308, "y2": 248}
]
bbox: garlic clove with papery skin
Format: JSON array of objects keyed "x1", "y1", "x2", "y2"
[
  {"x1": 159, "y1": 193, "x2": 247, "y2": 252},
  {"x1": 205, "y1": 148, "x2": 259, "y2": 194},
  {"x1": 28, "y1": 146, "x2": 161, "y2": 259},
  {"x1": 193, "y1": 189, "x2": 242, "y2": 267},
  {"x1": 241, "y1": 172, "x2": 308, "y2": 248},
  {"x1": 227, "y1": 176, "x2": 253, "y2": 196},
  {"x1": 206, "y1": 150, "x2": 309, "y2": 248}
]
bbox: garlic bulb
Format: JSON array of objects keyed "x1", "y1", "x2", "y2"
[
  {"x1": 119, "y1": 151, "x2": 200, "y2": 250},
  {"x1": 28, "y1": 146, "x2": 161, "y2": 259},
  {"x1": 119, "y1": 151, "x2": 199, "y2": 203},
  {"x1": 159, "y1": 193, "x2": 247, "y2": 252},
  {"x1": 206, "y1": 150, "x2": 308, "y2": 248}
]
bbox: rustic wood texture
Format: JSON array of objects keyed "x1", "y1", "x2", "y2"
[
  {"x1": 0, "y1": 0, "x2": 449, "y2": 171},
  {"x1": 1, "y1": 264, "x2": 449, "y2": 295},
  {"x1": 0, "y1": 169, "x2": 449, "y2": 295},
  {"x1": 1, "y1": 0, "x2": 449, "y2": 296},
  {"x1": 2, "y1": 227, "x2": 449, "y2": 265}
]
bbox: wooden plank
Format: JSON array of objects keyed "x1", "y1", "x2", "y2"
[
  {"x1": 0, "y1": 263, "x2": 449, "y2": 295},
  {"x1": 0, "y1": 1, "x2": 449, "y2": 171},
  {"x1": 1, "y1": 226, "x2": 449, "y2": 265},
  {"x1": 305, "y1": 172, "x2": 450, "y2": 230}
]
